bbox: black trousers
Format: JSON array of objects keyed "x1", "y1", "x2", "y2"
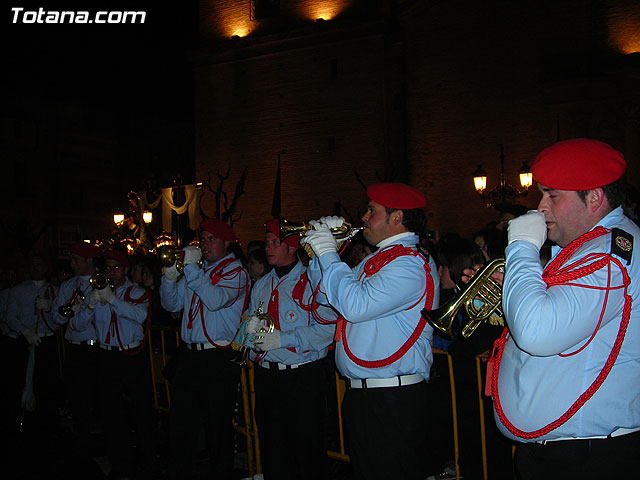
[
  {"x1": 253, "y1": 359, "x2": 329, "y2": 480},
  {"x1": 64, "y1": 342, "x2": 101, "y2": 459},
  {"x1": 342, "y1": 380, "x2": 432, "y2": 480},
  {"x1": 98, "y1": 345, "x2": 156, "y2": 476},
  {"x1": 168, "y1": 347, "x2": 240, "y2": 480},
  {"x1": 1, "y1": 335, "x2": 27, "y2": 435},
  {"x1": 516, "y1": 430, "x2": 640, "y2": 479}
]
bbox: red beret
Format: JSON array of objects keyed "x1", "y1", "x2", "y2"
[
  {"x1": 200, "y1": 219, "x2": 237, "y2": 242},
  {"x1": 366, "y1": 183, "x2": 426, "y2": 209},
  {"x1": 265, "y1": 218, "x2": 300, "y2": 248},
  {"x1": 103, "y1": 249, "x2": 130, "y2": 268},
  {"x1": 69, "y1": 242, "x2": 100, "y2": 259},
  {"x1": 532, "y1": 139, "x2": 625, "y2": 191}
]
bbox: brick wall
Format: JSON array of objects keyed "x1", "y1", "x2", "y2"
[
  {"x1": 195, "y1": 16, "x2": 403, "y2": 247},
  {"x1": 196, "y1": 0, "x2": 640, "y2": 248}
]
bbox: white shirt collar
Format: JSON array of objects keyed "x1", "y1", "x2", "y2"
[{"x1": 377, "y1": 231, "x2": 414, "y2": 249}]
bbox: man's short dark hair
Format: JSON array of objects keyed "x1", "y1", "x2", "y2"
[
  {"x1": 577, "y1": 178, "x2": 626, "y2": 210},
  {"x1": 385, "y1": 207, "x2": 428, "y2": 238},
  {"x1": 435, "y1": 237, "x2": 485, "y2": 287}
]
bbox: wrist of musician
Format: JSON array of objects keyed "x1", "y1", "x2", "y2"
[
  {"x1": 100, "y1": 287, "x2": 116, "y2": 304},
  {"x1": 317, "y1": 250, "x2": 342, "y2": 269},
  {"x1": 182, "y1": 261, "x2": 202, "y2": 280}
]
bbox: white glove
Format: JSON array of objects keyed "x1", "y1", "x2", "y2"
[
  {"x1": 71, "y1": 304, "x2": 82, "y2": 314},
  {"x1": 35, "y1": 297, "x2": 51, "y2": 312},
  {"x1": 182, "y1": 246, "x2": 202, "y2": 266},
  {"x1": 99, "y1": 287, "x2": 116, "y2": 304},
  {"x1": 244, "y1": 316, "x2": 262, "y2": 335},
  {"x1": 23, "y1": 329, "x2": 41, "y2": 346},
  {"x1": 254, "y1": 330, "x2": 281, "y2": 352},
  {"x1": 301, "y1": 223, "x2": 337, "y2": 257},
  {"x1": 163, "y1": 263, "x2": 180, "y2": 282},
  {"x1": 318, "y1": 216, "x2": 345, "y2": 230},
  {"x1": 508, "y1": 210, "x2": 547, "y2": 250},
  {"x1": 88, "y1": 289, "x2": 100, "y2": 309}
]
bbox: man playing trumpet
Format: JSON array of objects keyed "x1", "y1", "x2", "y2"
[
  {"x1": 493, "y1": 139, "x2": 640, "y2": 478},
  {"x1": 71, "y1": 248, "x2": 155, "y2": 479},
  {"x1": 243, "y1": 218, "x2": 337, "y2": 480},
  {"x1": 302, "y1": 182, "x2": 440, "y2": 480},
  {"x1": 52, "y1": 241, "x2": 101, "y2": 469},
  {"x1": 159, "y1": 219, "x2": 249, "y2": 480}
]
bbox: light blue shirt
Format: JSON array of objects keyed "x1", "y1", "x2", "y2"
[
  {"x1": 53, "y1": 275, "x2": 98, "y2": 342},
  {"x1": 160, "y1": 254, "x2": 249, "y2": 345},
  {"x1": 248, "y1": 260, "x2": 337, "y2": 365},
  {"x1": 308, "y1": 233, "x2": 440, "y2": 381},
  {"x1": 72, "y1": 279, "x2": 149, "y2": 347},
  {"x1": 498, "y1": 206, "x2": 640, "y2": 441},
  {"x1": 6, "y1": 280, "x2": 58, "y2": 336}
]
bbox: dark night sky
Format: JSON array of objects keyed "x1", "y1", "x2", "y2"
[
  {"x1": 3, "y1": 1, "x2": 200, "y2": 188},
  {"x1": 3, "y1": 1, "x2": 198, "y2": 96}
]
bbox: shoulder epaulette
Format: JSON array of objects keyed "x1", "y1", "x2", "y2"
[{"x1": 611, "y1": 227, "x2": 633, "y2": 265}]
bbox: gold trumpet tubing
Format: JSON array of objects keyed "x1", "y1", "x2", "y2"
[
  {"x1": 461, "y1": 317, "x2": 484, "y2": 338},
  {"x1": 423, "y1": 257, "x2": 505, "y2": 339},
  {"x1": 468, "y1": 286, "x2": 501, "y2": 321}
]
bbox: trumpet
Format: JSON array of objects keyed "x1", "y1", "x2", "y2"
[
  {"x1": 280, "y1": 218, "x2": 364, "y2": 258},
  {"x1": 158, "y1": 244, "x2": 203, "y2": 274},
  {"x1": 58, "y1": 288, "x2": 86, "y2": 319},
  {"x1": 423, "y1": 257, "x2": 505, "y2": 338},
  {"x1": 89, "y1": 271, "x2": 112, "y2": 290},
  {"x1": 89, "y1": 271, "x2": 114, "y2": 306},
  {"x1": 158, "y1": 245, "x2": 185, "y2": 273},
  {"x1": 231, "y1": 302, "x2": 275, "y2": 368}
]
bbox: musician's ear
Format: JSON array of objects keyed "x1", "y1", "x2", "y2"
[
  {"x1": 390, "y1": 209, "x2": 403, "y2": 226},
  {"x1": 585, "y1": 187, "x2": 606, "y2": 213}
]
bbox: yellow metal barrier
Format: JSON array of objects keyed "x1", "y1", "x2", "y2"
[
  {"x1": 475, "y1": 350, "x2": 490, "y2": 480},
  {"x1": 147, "y1": 327, "x2": 180, "y2": 411},
  {"x1": 328, "y1": 372, "x2": 350, "y2": 462},
  {"x1": 475, "y1": 350, "x2": 517, "y2": 479},
  {"x1": 433, "y1": 348, "x2": 460, "y2": 480}
]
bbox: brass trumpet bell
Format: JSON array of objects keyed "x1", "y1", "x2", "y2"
[
  {"x1": 158, "y1": 245, "x2": 184, "y2": 274},
  {"x1": 58, "y1": 288, "x2": 86, "y2": 319},
  {"x1": 423, "y1": 257, "x2": 505, "y2": 338},
  {"x1": 280, "y1": 218, "x2": 364, "y2": 258},
  {"x1": 158, "y1": 244, "x2": 203, "y2": 273},
  {"x1": 89, "y1": 271, "x2": 112, "y2": 290}
]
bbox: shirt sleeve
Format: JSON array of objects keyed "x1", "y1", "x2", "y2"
[
  {"x1": 280, "y1": 320, "x2": 336, "y2": 352},
  {"x1": 317, "y1": 251, "x2": 428, "y2": 323},
  {"x1": 503, "y1": 240, "x2": 627, "y2": 356},
  {"x1": 183, "y1": 262, "x2": 249, "y2": 313},
  {"x1": 5, "y1": 288, "x2": 24, "y2": 333},
  {"x1": 160, "y1": 276, "x2": 186, "y2": 313},
  {"x1": 69, "y1": 303, "x2": 94, "y2": 331},
  {"x1": 110, "y1": 292, "x2": 149, "y2": 326}
]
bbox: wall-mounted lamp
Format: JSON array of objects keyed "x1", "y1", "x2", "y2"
[
  {"x1": 473, "y1": 145, "x2": 532, "y2": 208},
  {"x1": 113, "y1": 213, "x2": 125, "y2": 225},
  {"x1": 143, "y1": 211, "x2": 153, "y2": 224}
]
